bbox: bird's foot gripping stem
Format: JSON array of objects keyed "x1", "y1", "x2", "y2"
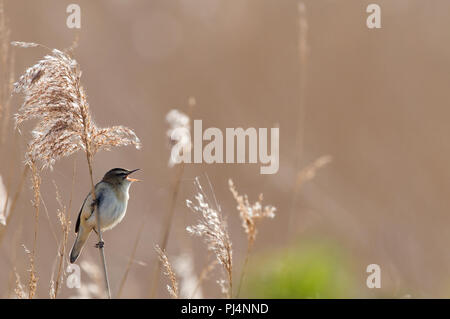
[{"x1": 95, "y1": 241, "x2": 104, "y2": 249}]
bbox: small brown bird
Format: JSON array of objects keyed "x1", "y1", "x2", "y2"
[{"x1": 70, "y1": 168, "x2": 140, "y2": 263}]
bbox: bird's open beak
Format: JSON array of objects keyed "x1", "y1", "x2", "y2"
[{"x1": 126, "y1": 169, "x2": 141, "y2": 182}]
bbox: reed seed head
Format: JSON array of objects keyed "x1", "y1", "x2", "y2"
[
  {"x1": 12, "y1": 43, "x2": 141, "y2": 168},
  {"x1": 228, "y1": 179, "x2": 276, "y2": 246},
  {"x1": 155, "y1": 244, "x2": 179, "y2": 298},
  {"x1": 186, "y1": 177, "x2": 233, "y2": 297}
]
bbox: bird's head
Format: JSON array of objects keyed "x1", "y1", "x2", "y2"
[{"x1": 102, "y1": 168, "x2": 141, "y2": 187}]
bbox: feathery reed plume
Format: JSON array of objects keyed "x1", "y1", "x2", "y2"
[
  {"x1": 150, "y1": 104, "x2": 193, "y2": 297},
  {"x1": 228, "y1": 179, "x2": 276, "y2": 247},
  {"x1": 173, "y1": 253, "x2": 203, "y2": 298},
  {"x1": 12, "y1": 43, "x2": 141, "y2": 168},
  {"x1": 186, "y1": 177, "x2": 233, "y2": 298},
  {"x1": 155, "y1": 245, "x2": 179, "y2": 299},
  {"x1": 12, "y1": 42, "x2": 142, "y2": 298},
  {"x1": 228, "y1": 179, "x2": 276, "y2": 297}
]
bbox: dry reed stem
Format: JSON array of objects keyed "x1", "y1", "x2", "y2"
[
  {"x1": 51, "y1": 161, "x2": 76, "y2": 298},
  {"x1": 28, "y1": 161, "x2": 40, "y2": 298},
  {"x1": 288, "y1": 155, "x2": 332, "y2": 235},
  {"x1": 86, "y1": 150, "x2": 111, "y2": 299},
  {"x1": 21, "y1": 243, "x2": 38, "y2": 299},
  {"x1": 5, "y1": 188, "x2": 26, "y2": 298},
  {"x1": 0, "y1": 0, "x2": 15, "y2": 144},
  {"x1": 190, "y1": 258, "x2": 218, "y2": 299},
  {"x1": 289, "y1": 2, "x2": 309, "y2": 232},
  {"x1": 51, "y1": 180, "x2": 72, "y2": 299},
  {"x1": 40, "y1": 194, "x2": 59, "y2": 244},
  {"x1": 150, "y1": 105, "x2": 193, "y2": 297},
  {"x1": 149, "y1": 162, "x2": 184, "y2": 297},
  {"x1": 237, "y1": 245, "x2": 251, "y2": 298},
  {"x1": 117, "y1": 219, "x2": 146, "y2": 298},
  {"x1": 154, "y1": 244, "x2": 179, "y2": 298},
  {"x1": 228, "y1": 179, "x2": 276, "y2": 297}
]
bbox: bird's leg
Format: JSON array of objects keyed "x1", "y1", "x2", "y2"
[
  {"x1": 93, "y1": 227, "x2": 103, "y2": 248},
  {"x1": 91, "y1": 197, "x2": 103, "y2": 248}
]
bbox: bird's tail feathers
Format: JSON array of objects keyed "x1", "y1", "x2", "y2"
[{"x1": 70, "y1": 227, "x2": 90, "y2": 263}]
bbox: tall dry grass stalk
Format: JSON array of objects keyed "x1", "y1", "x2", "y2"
[
  {"x1": 12, "y1": 42, "x2": 141, "y2": 298},
  {"x1": 288, "y1": 4, "x2": 332, "y2": 236},
  {"x1": 50, "y1": 178, "x2": 73, "y2": 299},
  {"x1": 154, "y1": 244, "x2": 179, "y2": 298},
  {"x1": 51, "y1": 162, "x2": 76, "y2": 298},
  {"x1": 0, "y1": 1, "x2": 27, "y2": 258},
  {"x1": 28, "y1": 161, "x2": 40, "y2": 298},
  {"x1": 292, "y1": 1, "x2": 308, "y2": 164},
  {"x1": 186, "y1": 177, "x2": 233, "y2": 298},
  {"x1": 6, "y1": 191, "x2": 25, "y2": 298},
  {"x1": 288, "y1": 155, "x2": 332, "y2": 234},
  {"x1": 0, "y1": 0, "x2": 15, "y2": 144},
  {"x1": 190, "y1": 258, "x2": 217, "y2": 299},
  {"x1": 228, "y1": 179, "x2": 276, "y2": 297},
  {"x1": 150, "y1": 106, "x2": 193, "y2": 297},
  {"x1": 149, "y1": 163, "x2": 184, "y2": 297},
  {"x1": 117, "y1": 219, "x2": 146, "y2": 298},
  {"x1": 21, "y1": 243, "x2": 38, "y2": 298},
  {"x1": 289, "y1": 2, "x2": 309, "y2": 230}
]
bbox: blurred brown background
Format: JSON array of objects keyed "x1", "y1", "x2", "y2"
[{"x1": 1, "y1": 0, "x2": 450, "y2": 298}]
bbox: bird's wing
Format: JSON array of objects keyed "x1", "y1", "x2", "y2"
[
  {"x1": 75, "y1": 195, "x2": 87, "y2": 233},
  {"x1": 75, "y1": 182, "x2": 104, "y2": 233}
]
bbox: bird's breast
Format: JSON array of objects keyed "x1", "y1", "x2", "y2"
[{"x1": 98, "y1": 188, "x2": 129, "y2": 231}]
